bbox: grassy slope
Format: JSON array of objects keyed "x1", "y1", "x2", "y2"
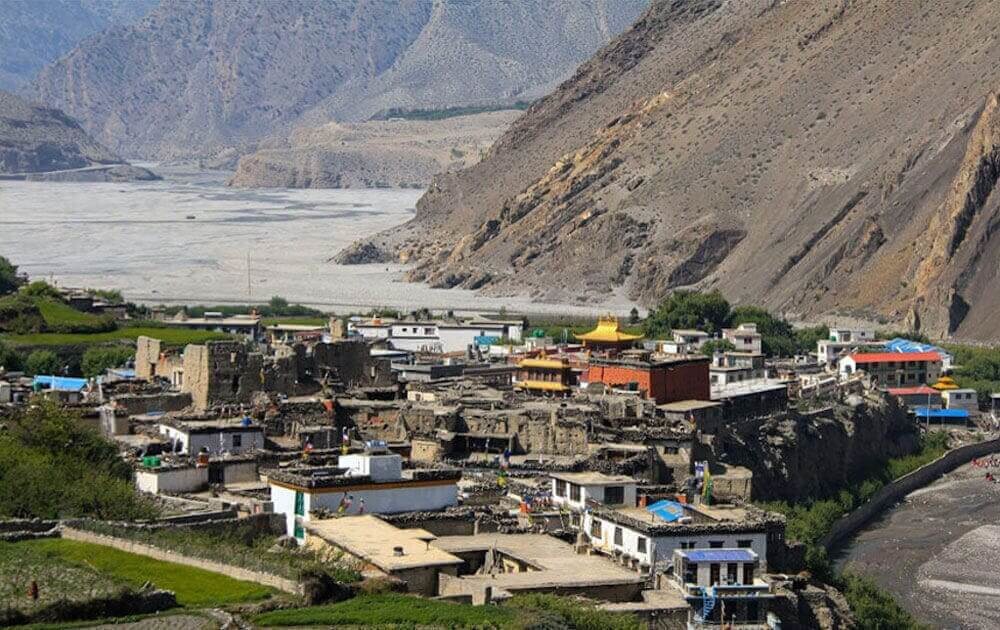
[
  {"x1": 20, "y1": 539, "x2": 273, "y2": 607},
  {"x1": 2, "y1": 326, "x2": 232, "y2": 347},
  {"x1": 35, "y1": 300, "x2": 106, "y2": 328},
  {"x1": 0, "y1": 540, "x2": 125, "y2": 612}
]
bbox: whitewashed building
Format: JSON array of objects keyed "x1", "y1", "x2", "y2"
[
  {"x1": 722, "y1": 324, "x2": 762, "y2": 354},
  {"x1": 348, "y1": 316, "x2": 523, "y2": 353},
  {"x1": 158, "y1": 420, "x2": 264, "y2": 456},
  {"x1": 268, "y1": 450, "x2": 461, "y2": 541},
  {"x1": 549, "y1": 472, "x2": 638, "y2": 512}
]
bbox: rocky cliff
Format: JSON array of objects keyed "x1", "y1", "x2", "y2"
[
  {"x1": 715, "y1": 396, "x2": 919, "y2": 502},
  {"x1": 0, "y1": 90, "x2": 118, "y2": 173},
  {"x1": 229, "y1": 110, "x2": 519, "y2": 189},
  {"x1": 29, "y1": 0, "x2": 647, "y2": 160},
  {"x1": 341, "y1": 0, "x2": 1000, "y2": 340}
]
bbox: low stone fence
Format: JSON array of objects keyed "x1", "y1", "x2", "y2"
[
  {"x1": 60, "y1": 526, "x2": 303, "y2": 594},
  {"x1": 0, "y1": 518, "x2": 60, "y2": 542},
  {"x1": 821, "y1": 437, "x2": 1000, "y2": 550}
]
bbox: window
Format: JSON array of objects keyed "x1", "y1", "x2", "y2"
[
  {"x1": 231, "y1": 434, "x2": 242, "y2": 448},
  {"x1": 604, "y1": 486, "x2": 625, "y2": 505},
  {"x1": 570, "y1": 484, "x2": 581, "y2": 502},
  {"x1": 709, "y1": 540, "x2": 724, "y2": 548},
  {"x1": 727, "y1": 563, "x2": 738, "y2": 584},
  {"x1": 709, "y1": 563, "x2": 721, "y2": 584},
  {"x1": 614, "y1": 527, "x2": 623, "y2": 545},
  {"x1": 680, "y1": 541, "x2": 696, "y2": 549},
  {"x1": 737, "y1": 539, "x2": 752, "y2": 548},
  {"x1": 555, "y1": 479, "x2": 567, "y2": 497},
  {"x1": 637, "y1": 537, "x2": 647, "y2": 553},
  {"x1": 424, "y1": 327, "x2": 434, "y2": 335},
  {"x1": 684, "y1": 561, "x2": 697, "y2": 584},
  {"x1": 590, "y1": 518, "x2": 602, "y2": 539},
  {"x1": 744, "y1": 563, "x2": 755, "y2": 585}
]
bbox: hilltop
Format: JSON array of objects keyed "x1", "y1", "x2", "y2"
[
  {"x1": 29, "y1": 0, "x2": 646, "y2": 160},
  {"x1": 339, "y1": 0, "x2": 1000, "y2": 341}
]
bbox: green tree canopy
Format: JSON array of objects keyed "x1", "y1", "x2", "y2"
[
  {"x1": 25, "y1": 349, "x2": 60, "y2": 375},
  {"x1": 81, "y1": 346, "x2": 134, "y2": 378},
  {"x1": 643, "y1": 290, "x2": 731, "y2": 338},
  {"x1": 0, "y1": 256, "x2": 20, "y2": 296}
]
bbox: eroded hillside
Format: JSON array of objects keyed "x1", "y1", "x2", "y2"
[{"x1": 341, "y1": 0, "x2": 1000, "y2": 340}]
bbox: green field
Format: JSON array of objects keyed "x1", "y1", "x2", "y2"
[
  {"x1": 254, "y1": 593, "x2": 645, "y2": 629},
  {"x1": 254, "y1": 593, "x2": 515, "y2": 627},
  {"x1": 35, "y1": 300, "x2": 109, "y2": 329},
  {"x1": 14, "y1": 539, "x2": 273, "y2": 607},
  {"x1": 0, "y1": 539, "x2": 126, "y2": 613},
  {"x1": 1, "y1": 326, "x2": 232, "y2": 347}
]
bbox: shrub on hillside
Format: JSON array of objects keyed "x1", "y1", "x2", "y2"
[
  {"x1": 20, "y1": 280, "x2": 63, "y2": 301},
  {"x1": 0, "y1": 256, "x2": 21, "y2": 296},
  {"x1": 0, "y1": 340, "x2": 23, "y2": 371},
  {"x1": 0, "y1": 293, "x2": 45, "y2": 334}
]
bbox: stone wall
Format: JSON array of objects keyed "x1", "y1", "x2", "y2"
[
  {"x1": 821, "y1": 437, "x2": 1000, "y2": 550},
  {"x1": 182, "y1": 341, "x2": 266, "y2": 410},
  {"x1": 60, "y1": 526, "x2": 302, "y2": 594},
  {"x1": 112, "y1": 392, "x2": 192, "y2": 416}
]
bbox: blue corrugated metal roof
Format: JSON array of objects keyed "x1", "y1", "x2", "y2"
[
  {"x1": 885, "y1": 338, "x2": 952, "y2": 357},
  {"x1": 915, "y1": 407, "x2": 969, "y2": 419},
  {"x1": 685, "y1": 549, "x2": 756, "y2": 563},
  {"x1": 33, "y1": 376, "x2": 88, "y2": 391},
  {"x1": 646, "y1": 499, "x2": 686, "y2": 522}
]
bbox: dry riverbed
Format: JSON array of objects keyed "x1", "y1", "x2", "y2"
[{"x1": 836, "y1": 456, "x2": 1000, "y2": 629}]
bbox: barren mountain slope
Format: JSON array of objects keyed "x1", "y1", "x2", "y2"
[
  {"x1": 342, "y1": 0, "x2": 1000, "y2": 340},
  {"x1": 29, "y1": 0, "x2": 647, "y2": 160},
  {"x1": 0, "y1": 90, "x2": 119, "y2": 173},
  {"x1": 229, "y1": 110, "x2": 519, "y2": 189},
  {"x1": 0, "y1": 0, "x2": 155, "y2": 91}
]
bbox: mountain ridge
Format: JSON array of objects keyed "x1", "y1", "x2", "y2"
[{"x1": 339, "y1": 0, "x2": 1000, "y2": 341}]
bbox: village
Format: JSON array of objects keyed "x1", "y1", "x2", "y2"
[{"x1": 3, "y1": 284, "x2": 997, "y2": 629}]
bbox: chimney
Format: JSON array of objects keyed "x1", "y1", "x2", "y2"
[{"x1": 393, "y1": 546, "x2": 405, "y2": 557}]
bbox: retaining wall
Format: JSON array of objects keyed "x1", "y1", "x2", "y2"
[
  {"x1": 821, "y1": 437, "x2": 1000, "y2": 550},
  {"x1": 60, "y1": 526, "x2": 302, "y2": 594}
]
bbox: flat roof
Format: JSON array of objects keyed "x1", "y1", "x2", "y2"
[
  {"x1": 658, "y1": 400, "x2": 721, "y2": 412},
  {"x1": 590, "y1": 354, "x2": 710, "y2": 368},
  {"x1": 306, "y1": 516, "x2": 462, "y2": 571},
  {"x1": 433, "y1": 533, "x2": 643, "y2": 589},
  {"x1": 672, "y1": 329, "x2": 709, "y2": 336},
  {"x1": 549, "y1": 472, "x2": 637, "y2": 486}
]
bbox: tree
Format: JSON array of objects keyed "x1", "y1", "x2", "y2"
[
  {"x1": 0, "y1": 340, "x2": 23, "y2": 371},
  {"x1": 81, "y1": 346, "x2": 134, "y2": 378},
  {"x1": 700, "y1": 339, "x2": 736, "y2": 356},
  {"x1": 643, "y1": 290, "x2": 731, "y2": 338},
  {"x1": 0, "y1": 256, "x2": 21, "y2": 296},
  {"x1": 269, "y1": 295, "x2": 289, "y2": 310},
  {"x1": 25, "y1": 350, "x2": 60, "y2": 376}
]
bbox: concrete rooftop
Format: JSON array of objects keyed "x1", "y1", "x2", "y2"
[{"x1": 306, "y1": 515, "x2": 463, "y2": 572}]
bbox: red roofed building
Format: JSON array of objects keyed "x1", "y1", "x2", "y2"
[{"x1": 840, "y1": 352, "x2": 942, "y2": 388}]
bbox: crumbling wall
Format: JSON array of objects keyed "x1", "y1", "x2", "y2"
[
  {"x1": 312, "y1": 339, "x2": 393, "y2": 387},
  {"x1": 182, "y1": 342, "x2": 262, "y2": 410},
  {"x1": 463, "y1": 409, "x2": 588, "y2": 455},
  {"x1": 135, "y1": 336, "x2": 160, "y2": 380}
]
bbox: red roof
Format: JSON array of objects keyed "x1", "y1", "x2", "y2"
[
  {"x1": 887, "y1": 386, "x2": 939, "y2": 396},
  {"x1": 848, "y1": 351, "x2": 941, "y2": 364}
]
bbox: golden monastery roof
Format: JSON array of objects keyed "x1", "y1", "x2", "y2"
[
  {"x1": 931, "y1": 376, "x2": 960, "y2": 390},
  {"x1": 575, "y1": 316, "x2": 644, "y2": 343},
  {"x1": 518, "y1": 358, "x2": 570, "y2": 369}
]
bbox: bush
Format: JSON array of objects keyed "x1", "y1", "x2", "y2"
[
  {"x1": 701, "y1": 339, "x2": 736, "y2": 356},
  {"x1": 20, "y1": 280, "x2": 63, "y2": 300},
  {"x1": 81, "y1": 346, "x2": 134, "y2": 377},
  {"x1": 839, "y1": 573, "x2": 926, "y2": 629},
  {"x1": 0, "y1": 400, "x2": 157, "y2": 520},
  {"x1": 0, "y1": 293, "x2": 45, "y2": 334},
  {"x1": 25, "y1": 349, "x2": 60, "y2": 375}
]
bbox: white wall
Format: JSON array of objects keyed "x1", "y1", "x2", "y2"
[
  {"x1": 550, "y1": 479, "x2": 637, "y2": 511},
  {"x1": 136, "y1": 467, "x2": 208, "y2": 494},
  {"x1": 340, "y1": 453, "x2": 402, "y2": 481},
  {"x1": 581, "y1": 512, "x2": 769, "y2": 570},
  {"x1": 270, "y1": 482, "x2": 459, "y2": 538},
  {"x1": 160, "y1": 424, "x2": 263, "y2": 455}
]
